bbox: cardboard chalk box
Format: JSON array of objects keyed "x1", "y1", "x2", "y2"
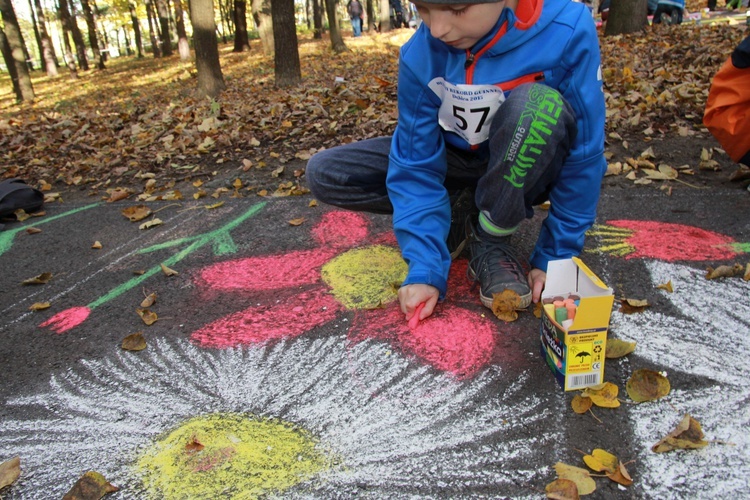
[{"x1": 540, "y1": 257, "x2": 614, "y2": 391}]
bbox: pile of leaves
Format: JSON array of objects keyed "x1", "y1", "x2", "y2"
[{"x1": 0, "y1": 24, "x2": 745, "y2": 197}]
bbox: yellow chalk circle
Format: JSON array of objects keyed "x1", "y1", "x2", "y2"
[
  {"x1": 321, "y1": 245, "x2": 407, "y2": 310},
  {"x1": 137, "y1": 413, "x2": 331, "y2": 499}
]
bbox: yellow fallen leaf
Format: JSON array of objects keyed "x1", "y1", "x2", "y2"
[
  {"x1": 553, "y1": 462, "x2": 596, "y2": 496},
  {"x1": 656, "y1": 280, "x2": 673, "y2": 292},
  {"x1": 26, "y1": 227, "x2": 42, "y2": 234},
  {"x1": 288, "y1": 218, "x2": 306, "y2": 226},
  {"x1": 605, "y1": 339, "x2": 636, "y2": 359},
  {"x1": 92, "y1": 241, "x2": 102, "y2": 249},
  {"x1": 571, "y1": 394, "x2": 593, "y2": 414},
  {"x1": 705, "y1": 264, "x2": 744, "y2": 280},
  {"x1": 233, "y1": 178, "x2": 243, "y2": 189},
  {"x1": 14, "y1": 209, "x2": 30, "y2": 221},
  {"x1": 29, "y1": 302, "x2": 51, "y2": 311},
  {"x1": 139, "y1": 218, "x2": 163, "y2": 230},
  {"x1": 581, "y1": 382, "x2": 620, "y2": 408},
  {"x1": 583, "y1": 449, "x2": 618, "y2": 473},
  {"x1": 308, "y1": 199, "x2": 318, "y2": 207},
  {"x1": 205, "y1": 201, "x2": 224, "y2": 209}
]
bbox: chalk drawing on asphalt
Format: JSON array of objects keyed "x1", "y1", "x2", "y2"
[
  {"x1": 0, "y1": 336, "x2": 554, "y2": 498},
  {"x1": 610, "y1": 260, "x2": 750, "y2": 498},
  {"x1": 38, "y1": 202, "x2": 267, "y2": 334},
  {"x1": 191, "y1": 210, "x2": 503, "y2": 379},
  {"x1": 587, "y1": 220, "x2": 749, "y2": 260}
]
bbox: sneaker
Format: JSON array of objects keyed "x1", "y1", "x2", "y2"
[
  {"x1": 447, "y1": 188, "x2": 478, "y2": 260},
  {"x1": 467, "y1": 224, "x2": 532, "y2": 309}
]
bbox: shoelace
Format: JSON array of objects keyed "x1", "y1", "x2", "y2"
[{"x1": 468, "y1": 240, "x2": 526, "y2": 285}]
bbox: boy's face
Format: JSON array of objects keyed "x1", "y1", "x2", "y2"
[{"x1": 412, "y1": 1, "x2": 510, "y2": 50}]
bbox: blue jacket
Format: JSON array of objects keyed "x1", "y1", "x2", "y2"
[{"x1": 386, "y1": 0, "x2": 606, "y2": 299}]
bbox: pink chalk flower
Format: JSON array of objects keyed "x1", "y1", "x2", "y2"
[
  {"x1": 191, "y1": 211, "x2": 503, "y2": 379},
  {"x1": 40, "y1": 306, "x2": 91, "y2": 334}
]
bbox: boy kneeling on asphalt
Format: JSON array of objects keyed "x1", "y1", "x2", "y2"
[{"x1": 306, "y1": 0, "x2": 606, "y2": 325}]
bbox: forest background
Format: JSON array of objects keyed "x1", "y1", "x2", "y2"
[{"x1": 0, "y1": 0, "x2": 748, "y2": 201}]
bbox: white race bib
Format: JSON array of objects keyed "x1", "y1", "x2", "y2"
[{"x1": 427, "y1": 77, "x2": 505, "y2": 145}]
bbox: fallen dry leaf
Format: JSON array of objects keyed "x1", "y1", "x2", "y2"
[
  {"x1": 581, "y1": 382, "x2": 620, "y2": 408},
  {"x1": 607, "y1": 462, "x2": 633, "y2": 487},
  {"x1": 106, "y1": 188, "x2": 132, "y2": 203},
  {"x1": 21, "y1": 272, "x2": 53, "y2": 285},
  {"x1": 141, "y1": 292, "x2": 157, "y2": 308},
  {"x1": 553, "y1": 462, "x2": 596, "y2": 496},
  {"x1": 619, "y1": 298, "x2": 650, "y2": 314},
  {"x1": 571, "y1": 394, "x2": 593, "y2": 414},
  {"x1": 121, "y1": 205, "x2": 153, "y2": 222},
  {"x1": 139, "y1": 218, "x2": 163, "y2": 230},
  {"x1": 0, "y1": 456, "x2": 21, "y2": 489},
  {"x1": 62, "y1": 470, "x2": 119, "y2": 500},
  {"x1": 652, "y1": 414, "x2": 709, "y2": 453},
  {"x1": 185, "y1": 437, "x2": 205, "y2": 453},
  {"x1": 605, "y1": 339, "x2": 636, "y2": 359},
  {"x1": 491, "y1": 289, "x2": 522, "y2": 322},
  {"x1": 122, "y1": 332, "x2": 147, "y2": 351},
  {"x1": 545, "y1": 478, "x2": 579, "y2": 500},
  {"x1": 136, "y1": 308, "x2": 158, "y2": 326},
  {"x1": 656, "y1": 280, "x2": 673, "y2": 293},
  {"x1": 29, "y1": 302, "x2": 51, "y2": 311},
  {"x1": 288, "y1": 217, "x2": 306, "y2": 226},
  {"x1": 92, "y1": 241, "x2": 102, "y2": 249},
  {"x1": 626, "y1": 369, "x2": 670, "y2": 403},
  {"x1": 705, "y1": 263, "x2": 744, "y2": 280},
  {"x1": 26, "y1": 227, "x2": 42, "y2": 234},
  {"x1": 161, "y1": 263, "x2": 178, "y2": 276}
]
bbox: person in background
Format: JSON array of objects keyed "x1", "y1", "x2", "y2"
[
  {"x1": 704, "y1": 34, "x2": 750, "y2": 192},
  {"x1": 348, "y1": 0, "x2": 364, "y2": 36},
  {"x1": 306, "y1": 0, "x2": 606, "y2": 324},
  {"x1": 652, "y1": 0, "x2": 686, "y2": 24}
]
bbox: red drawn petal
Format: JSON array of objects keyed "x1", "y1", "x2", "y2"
[
  {"x1": 349, "y1": 303, "x2": 497, "y2": 379},
  {"x1": 609, "y1": 220, "x2": 739, "y2": 261},
  {"x1": 312, "y1": 211, "x2": 369, "y2": 249},
  {"x1": 196, "y1": 249, "x2": 336, "y2": 292},
  {"x1": 40, "y1": 306, "x2": 91, "y2": 334},
  {"x1": 191, "y1": 287, "x2": 344, "y2": 348}
]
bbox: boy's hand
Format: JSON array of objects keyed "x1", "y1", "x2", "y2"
[
  {"x1": 528, "y1": 268, "x2": 546, "y2": 304},
  {"x1": 398, "y1": 284, "x2": 439, "y2": 323}
]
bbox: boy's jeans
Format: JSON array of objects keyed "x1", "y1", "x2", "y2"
[{"x1": 306, "y1": 83, "x2": 577, "y2": 232}]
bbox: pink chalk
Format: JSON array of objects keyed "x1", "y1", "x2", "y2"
[{"x1": 408, "y1": 303, "x2": 425, "y2": 330}]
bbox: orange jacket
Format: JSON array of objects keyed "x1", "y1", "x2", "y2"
[{"x1": 704, "y1": 36, "x2": 750, "y2": 164}]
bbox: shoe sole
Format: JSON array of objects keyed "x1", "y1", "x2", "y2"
[{"x1": 468, "y1": 268, "x2": 532, "y2": 310}]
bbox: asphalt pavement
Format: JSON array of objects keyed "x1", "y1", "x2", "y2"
[{"x1": 0, "y1": 169, "x2": 748, "y2": 499}]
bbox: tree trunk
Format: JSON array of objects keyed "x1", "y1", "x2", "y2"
[
  {"x1": 26, "y1": 0, "x2": 43, "y2": 67},
  {"x1": 33, "y1": 0, "x2": 58, "y2": 76},
  {"x1": 189, "y1": 0, "x2": 226, "y2": 97},
  {"x1": 379, "y1": 0, "x2": 390, "y2": 32},
  {"x1": 155, "y1": 0, "x2": 173, "y2": 55},
  {"x1": 146, "y1": 0, "x2": 162, "y2": 57},
  {"x1": 80, "y1": 0, "x2": 105, "y2": 69},
  {"x1": 605, "y1": 0, "x2": 647, "y2": 35},
  {"x1": 233, "y1": 0, "x2": 251, "y2": 52},
  {"x1": 365, "y1": 0, "x2": 373, "y2": 32},
  {"x1": 57, "y1": 0, "x2": 88, "y2": 70},
  {"x1": 174, "y1": 0, "x2": 189, "y2": 59},
  {"x1": 271, "y1": 0, "x2": 300, "y2": 87},
  {"x1": 312, "y1": 0, "x2": 322, "y2": 38},
  {"x1": 0, "y1": 29, "x2": 22, "y2": 101},
  {"x1": 324, "y1": 0, "x2": 346, "y2": 52},
  {"x1": 251, "y1": 0, "x2": 273, "y2": 55},
  {"x1": 61, "y1": 28, "x2": 79, "y2": 79},
  {"x1": 129, "y1": 2, "x2": 144, "y2": 58},
  {"x1": 0, "y1": 0, "x2": 34, "y2": 100}
]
